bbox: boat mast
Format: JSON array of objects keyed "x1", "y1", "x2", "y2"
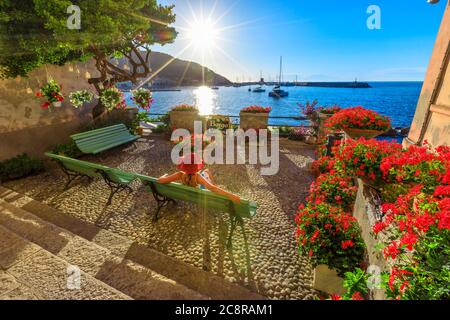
[{"x1": 279, "y1": 56, "x2": 282, "y2": 85}]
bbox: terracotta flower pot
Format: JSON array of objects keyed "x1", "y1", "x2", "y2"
[
  {"x1": 343, "y1": 128, "x2": 386, "y2": 140},
  {"x1": 170, "y1": 110, "x2": 200, "y2": 131},
  {"x1": 313, "y1": 265, "x2": 346, "y2": 296},
  {"x1": 305, "y1": 136, "x2": 318, "y2": 145},
  {"x1": 239, "y1": 112, "x2": 269, "y2": 130}
]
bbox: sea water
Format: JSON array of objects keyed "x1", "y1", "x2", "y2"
[{"x1": 125, "y1": 82, "x2": 422, "y2": 128}]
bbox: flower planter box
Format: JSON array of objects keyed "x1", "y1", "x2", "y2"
[
  {"x1": 239, "y1": 112, "x2": 269, "y2": 130},
  {"x1": 313, "y1": 265, "x2": 346, "y2": 296},
  {"x1": 170, "y1": 110, "x2": 200, "y2": 131},
  {"x1": 344, "y1": 128, "x2": 386, "y2": 140}
]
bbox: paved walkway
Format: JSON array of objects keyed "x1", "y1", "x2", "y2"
[{"x1": 4, "y1": 136, "x2": 317, "y2": 299}]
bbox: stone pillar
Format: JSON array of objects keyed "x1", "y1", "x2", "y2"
[{"x1": 405, "y1": 3, "x2": 450, "y2": 148}]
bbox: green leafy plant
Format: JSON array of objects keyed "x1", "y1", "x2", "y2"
[
  {"x1": 52, "y1": 141, "x2": 82, "y2": 158},
  {"x1": 131, "y1": 111, "x2": 151, "y2": 133},
  {"x1": 69, "y1": 90, "x2": 94, "y2": 108},
  {"x1": 0, "y1": 154, "x2": 44, "y2": 182},
  {"x1": 343, "y1": 268, "x2": 369, "y2": 299}
]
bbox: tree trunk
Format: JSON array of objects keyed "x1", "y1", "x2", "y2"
[{"x1": 92, "y1": 100, "x2": 108, "y2": 124}]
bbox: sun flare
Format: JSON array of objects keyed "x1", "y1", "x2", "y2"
[{"x1": 186, "y1": 19, "x2": 219, "y2": 50}]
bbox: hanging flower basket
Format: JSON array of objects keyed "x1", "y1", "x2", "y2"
[
  {"x1": 100, "y1": 86, "x2": 126, "y2": 111},
  {"x1": 69, "y1": 90, "x2": 94, "y2": 108},
  {"x1": 35, "y1": 78, "x2": 64, "y2": 110},
  {"x1": 131, "y1": 88, "x2": 153, "y2": 111}
]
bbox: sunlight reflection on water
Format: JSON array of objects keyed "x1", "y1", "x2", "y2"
[{"x1": 194, "y1": 86, "x2": 216, "y2": 115}]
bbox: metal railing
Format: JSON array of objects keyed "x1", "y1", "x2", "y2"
[{"x1": 146, "y1": 113, "x2": 312, "y2": 128}]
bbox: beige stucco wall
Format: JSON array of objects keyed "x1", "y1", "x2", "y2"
[
  {"x1": 406, "y1": 3, "x2": 450, "y2": 148},
  {"x1": 0, "y1": 60, "x2": 99, "y2": 161}
]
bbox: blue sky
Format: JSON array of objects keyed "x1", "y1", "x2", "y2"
[{"x1": 154, "y1": 0, "x2": 447, "y2": 82}]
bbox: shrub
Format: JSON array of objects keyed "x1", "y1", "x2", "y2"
[
  {"x1": 240, "y1": 105, "x2": 272, "y2": 113},
  {"x1": 52, "y1": 141, "x2": 82, "y2": 158},
  {"x1": 325, "y1": 106, "x2": 391, "y2": 132},
  {"x1": 295, "y1": 203, "x2": 366, "y2": 276},
  {"x1": 0, "y1": 154, "x2": 44, "y2": 182}
]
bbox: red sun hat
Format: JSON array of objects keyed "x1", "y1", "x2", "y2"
[{"x1": 177, "y1": 153, "x2": 204, "y2": 174}]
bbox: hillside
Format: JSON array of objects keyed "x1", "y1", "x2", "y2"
[{"x1": 118, "y1": 51, "x2": 231, "y2": 87}]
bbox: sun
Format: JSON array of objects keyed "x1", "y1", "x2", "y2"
[{"x1": 186, "y1": 19, "x2": 219, "y2": 50}]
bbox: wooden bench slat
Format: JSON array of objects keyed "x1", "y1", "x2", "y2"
[
  {"x1": 71, "y1": 124, "x2": 127, "y2": 139},
  {"x1": 71, "y1": 124, "x2": 140, "y2": 154},
  {"x1": 76, "y1": 134, "x2": 136, "y2": 149}
]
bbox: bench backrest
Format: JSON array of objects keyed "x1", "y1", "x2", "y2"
[
  {"x1": 136, "y1": 174, "x2": 257, "y2": 219},
  {"x1": 71, "y1": 124, "x2": 135, "y2": 154},
  {"x1": 45, "y1": 153, "x2": 107, "y2": 179}
]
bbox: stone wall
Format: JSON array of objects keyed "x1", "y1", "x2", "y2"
[
  {"x1": 406, "y1": 3, "x2": 450, "y2": 148},
  {"x1": 352, "y1": 179, "x2": 388, "y2": 300},
  {"x1": 0, "y1": 60, "x2": 99, "y2": 161}
]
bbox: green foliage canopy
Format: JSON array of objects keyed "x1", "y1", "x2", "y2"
[{"x1": 0, "y1": 0, "x2": 177, "y2": 81}]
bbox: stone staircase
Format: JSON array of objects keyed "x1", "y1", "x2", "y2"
[{"x1": 0, "y1": 186, "x2": 264, "y2": 300}]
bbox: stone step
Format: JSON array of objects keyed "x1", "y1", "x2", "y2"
[
  {"x1": 0, "y1": 224, "x2": 131, "y2": 300},
  {"x1": 0, "y1": 198, "x2": 207, "y2": 300},
  {"x1": 0, "y1": 186, "x2": 263, "y2": 300}
]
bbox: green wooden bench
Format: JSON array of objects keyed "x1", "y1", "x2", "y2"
[
  {"x1": 45, "y1": 153, "x2": 136, "y2": 205},
  {"x1": 71, "y1": 124, "x2": 140, "y2": 155},
  {"x1": 136, "y1": 174, "x2": 258, "y2": 248}
]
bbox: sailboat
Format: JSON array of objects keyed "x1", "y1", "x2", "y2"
[
  {"x1": 253, "y1": 71, "x2": 266, "y2": 92},
  {"x1": 269, "y1": 57, "x2": 289, "y2": 98}
]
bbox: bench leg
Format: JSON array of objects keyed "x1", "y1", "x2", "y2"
[
  {"x1": 227, "y1": 216, "x2": 243, "y2": 249},
  {"x1": 106, "y1": 184, "x2": 133, "y2": 206},
  {"x1": 152, "y1": 197, "x2": 173, "y2": 222}
]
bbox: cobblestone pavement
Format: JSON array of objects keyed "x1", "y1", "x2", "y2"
[{"x1": 4, "y1": 136, "x2": 318, "y2": 299}]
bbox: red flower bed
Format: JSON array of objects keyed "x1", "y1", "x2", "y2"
[
  {"x1": 381, "y1": 143, "x2": 450, "y2": 193},
  {"x1": 311, "y1": 156, "x2": 336, "y2": 175},
  {"x1": 240, "y1": 105, "x2": 272, "y2": 113},
  {"x1": 373, "y1": 185, "x2": 449, "y2": 300},
  {"x1": 325, "y1": 106, "x2": 391, "y2": 131},
  {"x1": 307, "y1": 173, "x2": 357, "y2": 211},
  {"x1": 333, "y1": 138, "x2": 402, "y2": 183},
  {"x1": 295, "y1": 203, "x2": 365, "y2": 276},
  {"x1": 171, "y1": 104, "x2": 197, "y2": 112}
]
